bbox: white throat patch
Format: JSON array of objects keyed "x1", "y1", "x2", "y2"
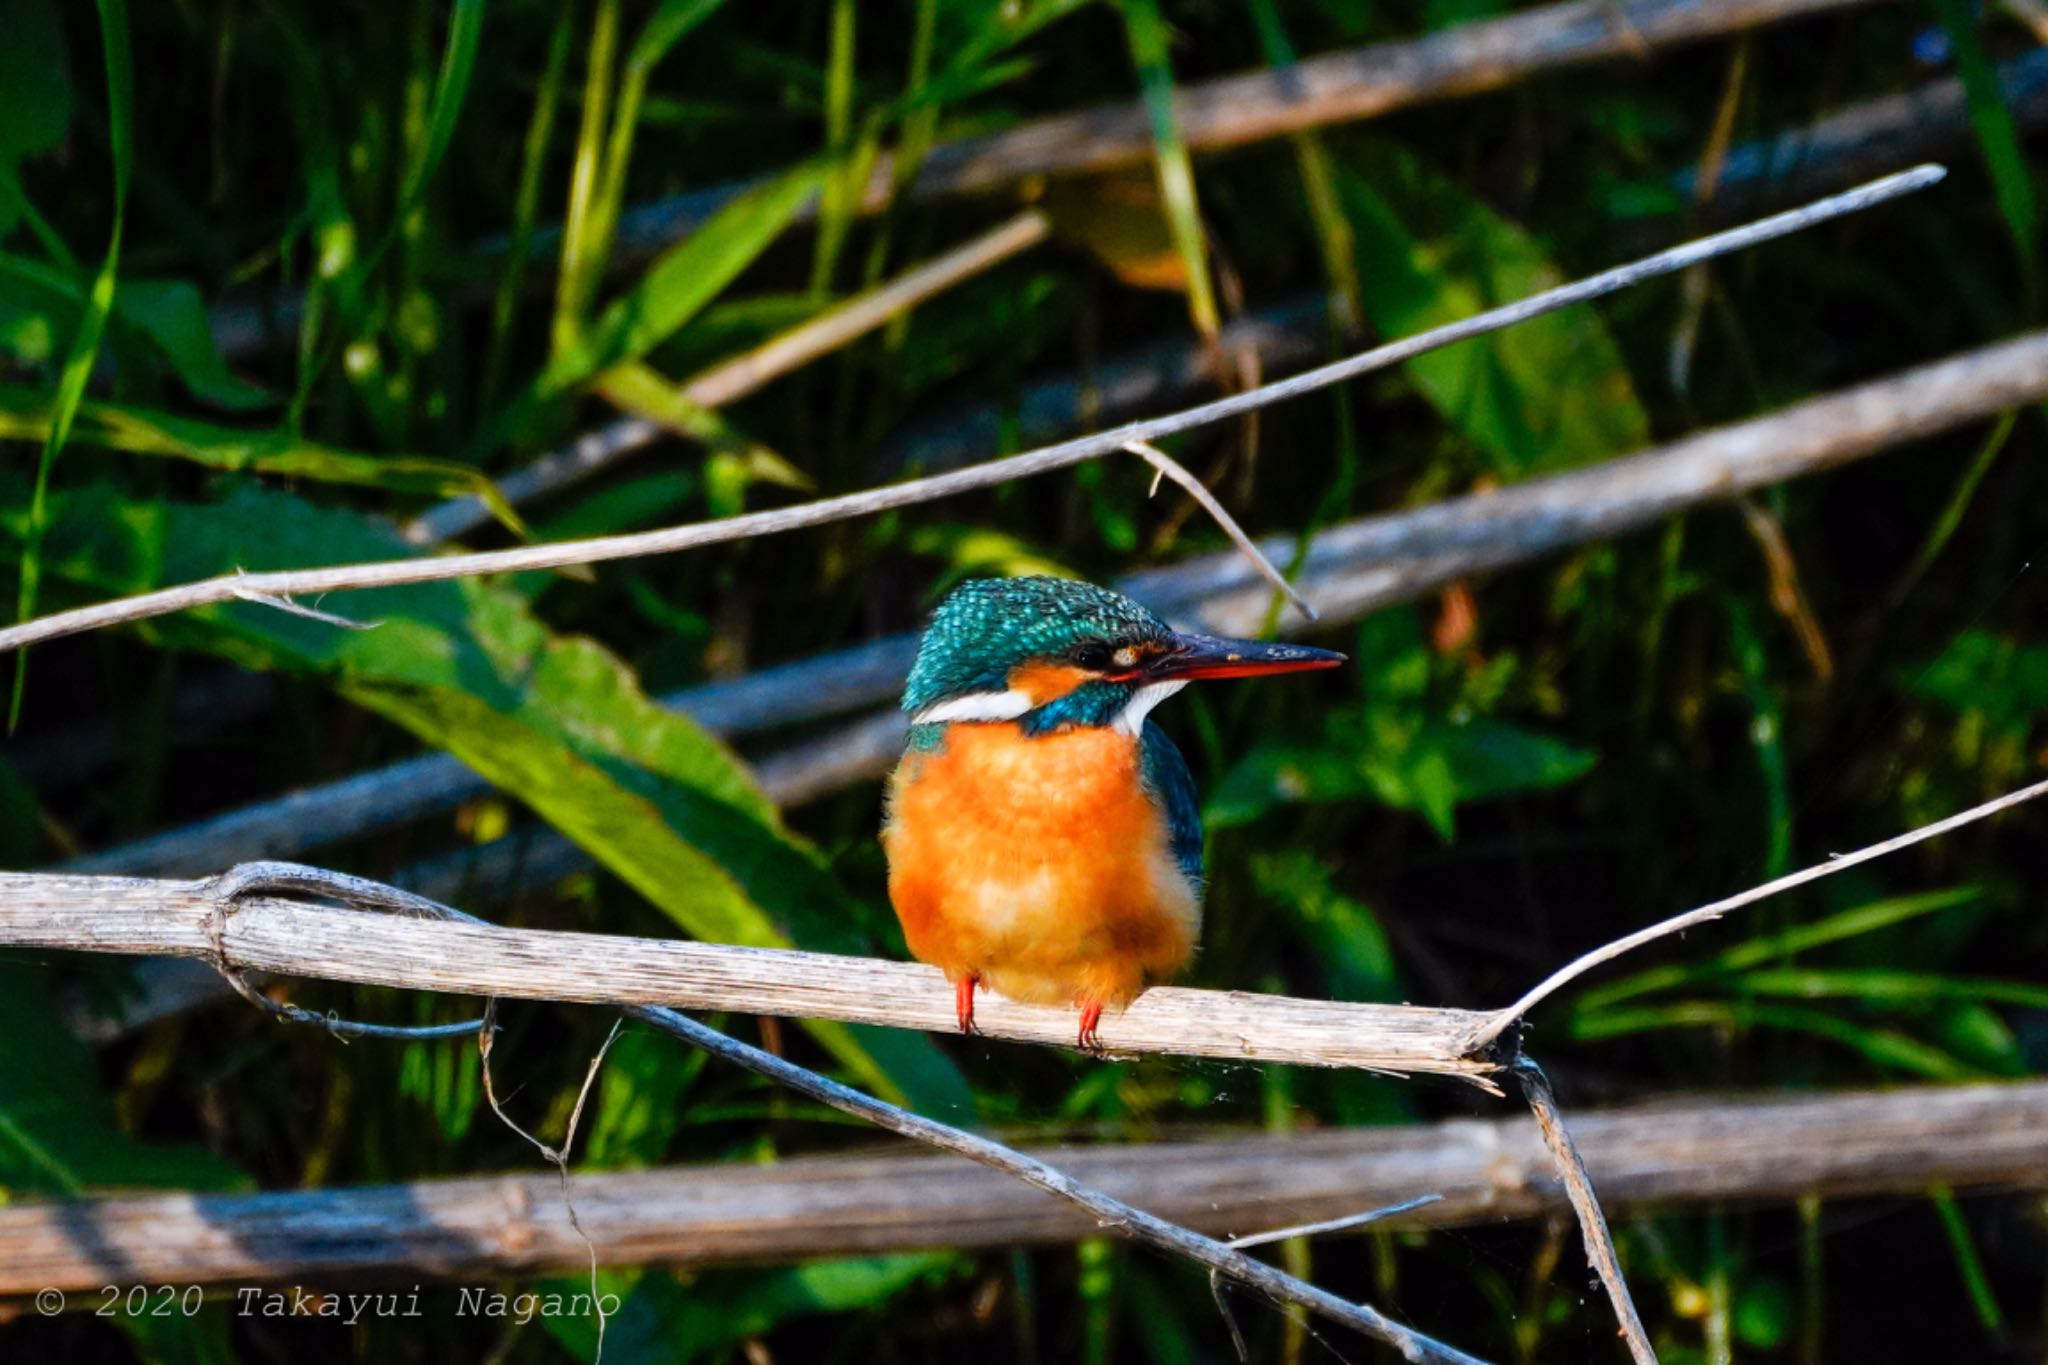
[{"x1": 1112, "y1": 680, "x2": 1186, "y2": 736}]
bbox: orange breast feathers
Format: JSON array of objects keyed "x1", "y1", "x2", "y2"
[{"x1": 883, "y1": 722, "x2": 1200, "y2": 1012}]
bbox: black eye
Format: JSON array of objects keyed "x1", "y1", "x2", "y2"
[{"x1": 1071, "y1": 642, "x2": 1114, "y2": 671}]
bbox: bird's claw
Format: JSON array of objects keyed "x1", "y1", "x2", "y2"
[
  {"x1": 955, "y1": 976, "x2": 980, "y2": 1035},
  {"x1": 1076, "y1": 1000, "x2": 1105, "y2": 1053}
]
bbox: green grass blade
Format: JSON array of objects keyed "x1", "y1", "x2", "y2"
[
  {"x1": 1728, "y1": 598, "x2": 1792, "y2": 878},
  {"x1": 1244, "y1": 0, "x2": 1360, "y2": 332},
  {"x1": 809, "y1": 0, "x2": 866, "y2": 296},
  {"x1": 541, "y1": 161, "x2": 823, "y2": 393},
  {"x1": 1119, "y1": 0, "x2": 1219, "y2": 337},
  {"x1": 1933, "y1": 0, "x2": 2039, "y2": 298},
  {"x1": 480, "y1": 3, "x2": 574, "y2": 414},
  {"x1": 0, "y1": 164, "x2": 79, "y2": 273},
  {"x1": 553, "y1": 0, "x2": 622, "y2": 356},
  {"x1": 1573, "y1": 885, "x2": 1985, "y2": 1013},
  {"x1": 1930, "y1": 1184, "x2": 2007, "y2": 1335},
  {"x1": 1569, "y1": 999, "x2": 1988, "y2": 1080},
  {"x1": 343, "y1": 0, "x2": 487, "y2": 296},
  {"x1": 12, "y1": 0, "x2": 132, "y2": 727},
  {"x1": 587, "y1": 0, "x2": 733, "y2": 286},
  {"x1": 1730, "y1": 967, "x2": 2048, "y2": 1011},
  {"x1": 398, "y1": 0, "x2": 486, "y2": 214}
]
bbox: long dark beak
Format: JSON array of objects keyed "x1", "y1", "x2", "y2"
[{"x1": 1145, "y1": 632, "x2": 1346, "y2": 683}]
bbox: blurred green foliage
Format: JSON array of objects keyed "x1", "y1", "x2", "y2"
[{"x1": 1, "y1": 0, "x2": 2045, "y2": 1361}]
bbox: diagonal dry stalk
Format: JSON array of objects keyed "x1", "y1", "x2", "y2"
[
  {"x1": 0, "y1": 167, "x2": 1945, "y2": 658},
  {"x1": 1517, "y1": 1061, "x2": 1656, "y2": 1365}
]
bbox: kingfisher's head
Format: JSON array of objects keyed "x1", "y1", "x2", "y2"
[{"x1": 902, "y1": 576, "x2": 1344, "y2": 736}]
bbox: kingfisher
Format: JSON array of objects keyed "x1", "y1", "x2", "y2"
[{"x1": 883, "y1": 576, "x2": 1344, "y2": 1048}]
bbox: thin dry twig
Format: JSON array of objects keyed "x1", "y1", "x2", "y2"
[
  {"x1": 1516, "y1": 1060, "x2": 1657, "y2": 1365},
  {"x1": 479, "y1": 1008, "x2": 623, "y2": 1364},
  {"x1": 406, "y1": 209, "x2": 1053, "y2": 544},
  {"x1": 1688, "y1": 49, "x2": 2048, "y2": 210},
  {"x1": 1, "y1": 167, "x2": 1945, "y2": 657},
  {"x1": 1125, "y1": 439, "x2": 1318, "y2": 620},
  {"x1": 1211, "y1": 1196, "x2": 1446, "y2": 1361},
  {"x1": 1467, "y1": 774, "x2": 2048, "y2": 1048},
  {"x1": 631, "y1": 997, "x2": 1491, "y2": 1364}
]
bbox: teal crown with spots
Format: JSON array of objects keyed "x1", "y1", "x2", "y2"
[{"x1": 902, "y1": 576, "x2": 1171, "y2": 716}]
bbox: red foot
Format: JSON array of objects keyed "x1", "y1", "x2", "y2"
[
  {"x1": 1076, "y1": 1000, "x2": 1104, "y2": 1052},
  {"x1": 955, "y1": 976, "x2": 980, "y2": 1035}
]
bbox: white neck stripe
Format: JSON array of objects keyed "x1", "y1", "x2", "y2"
[{"x1": 911, "y1": 689, "x2": 1034, "y2": 726}]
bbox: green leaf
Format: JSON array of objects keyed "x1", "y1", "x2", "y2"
[
  {"x1": 1209, "y1": 711, "x2": 1594, "y2": 838},
  {"x1": 7, "y1": 480, "x2": 968, "y2": 1114},
  {"x1": 111, "y1": 280, "x2": 273, "y2": 409},
  {"x1": 0, "y1": 0, "x2": 74, "y2": 173},
  {"x1": 583, "y1": 1026, "x2": 706, "y2": 1168},
  {"x1": 904, "y1": 522, "x2": 1081, "y2": 586},
  {"x1": 0, "y1": 964, "x2": 241, "y2": 1193},
  {"x1": 542, "y1": 162, "x2": 823, "y2": 394},
  {"x1": 0, "y1": 385, "x2": 523, "y2": 507},
  {"x1": 0, "y1": 255, "x2": 273, "y2": 409},
  {"x1": 1336, "y1": 141, "x2": 1649, "y2": 474},
  {"x1": 1249, "y1": 850, "x2": 1399, "y2": 1001},
  {"x1": 1906, "y1": 629, "x2": 2048, "y2": 738}
]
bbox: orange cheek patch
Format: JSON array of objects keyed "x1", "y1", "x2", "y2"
[{"x1": 1006, "y1": 660, "x2": 1096, "y2": 705}]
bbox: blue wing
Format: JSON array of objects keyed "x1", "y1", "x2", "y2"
[{"x1": 1139, "y1": 721, "x2": 1205, "y2": 895}]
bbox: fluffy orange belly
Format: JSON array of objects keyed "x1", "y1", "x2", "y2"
[{"x1": 883, "y1": 723, "x2": 1198, "y2": 1010}]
